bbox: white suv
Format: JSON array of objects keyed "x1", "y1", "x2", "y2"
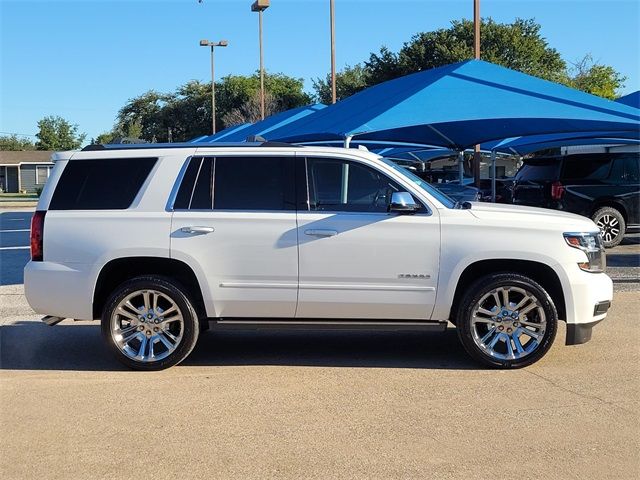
[{"x1": 25, "y1": 143, "x2": 613, "y2": 370}]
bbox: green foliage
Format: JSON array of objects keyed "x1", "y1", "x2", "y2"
[
  {"x1": 313, "y1": 64, "x2": 369, "y2": 105},
  {"x1": 115, "y1": 73, "x2": 311, "y2": 142},
  {"x1": 566, "y1": 55, "x2": 626, "y2": 100},
  {"x1": 0, "y1": 134, "x2": 36, "y2": 151},
  {"x1": 314, "y1": 18, "x2": 624, "y2": 101},
  {"x1": 35, "y1": 115, "x2": 86, "y2": 151}
]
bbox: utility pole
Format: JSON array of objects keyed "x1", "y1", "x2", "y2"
[
  {"x1": 330, "y1": 0, "x2": 336, "y2": 103},
  {"x1": 251, "y1": 0, "x2": 270, "y2": 120},
  {"x1": 473, "y1": 0, "x2": 482, "y2": 186}
]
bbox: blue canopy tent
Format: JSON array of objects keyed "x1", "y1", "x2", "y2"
[
  {"x1": 195, "y1": 103, "x2": 326, "y2": 143},
  {"x1": 616, "y1": 91, "x2": 640, "y2": 109},
  {"x1": 265, "y1": 60, "x2": 639, "y2": 201},
  {"x1": 265, "y1": 60, "x2": 640, "y2": 149},
  {"x1": 191, "y1": 122, "x2": 252, "y2": 143}
]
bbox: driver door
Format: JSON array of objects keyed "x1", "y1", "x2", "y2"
[{"x1": 296, "y1": 156, "x2": 440, "y2": 320}]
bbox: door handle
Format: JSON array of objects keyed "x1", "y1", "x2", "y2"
[
  {"x1": 304, "y1": 229, "x2": 338, "y2": 237},
  {"x1": 181, "y1": 226, "x2": 214, "y2": 235}
]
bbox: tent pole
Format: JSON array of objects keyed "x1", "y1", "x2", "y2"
[
  {"x1": 491, "y1": 149, "x2": 496, "y2": 203},
  {"x1": 458, "y1": 150, "x2": 464, "y2": 184},
  {"x1": 344, "y1": 135, "x2": 353, "y2": 148}
]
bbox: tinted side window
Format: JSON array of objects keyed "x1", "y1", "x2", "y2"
[
  {"x1": 307, "y1": 158, "x2": 401, "y2": 212},
  {"x1": 515, "y1": 159, "x2": 561, "y2": 181},
  {"x1": 49, "y1": 157, "x2": 156, "y2": 210},
  {"x1": 625, "y1": 155, "x2": 640, "y2": 183},
  {"x1": 561, "y1": 155, "x2": 611, "y2": 181},
  {"x1": 214, "y1": 157, "x2": 295, "y2": 210},
  {"x1": 173, "y1": 157, "x2": 203, "y2": 209}
]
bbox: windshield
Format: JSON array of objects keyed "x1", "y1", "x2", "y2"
[{"x1": 381, "y1": 158, "x2": 457, "y2": 208}]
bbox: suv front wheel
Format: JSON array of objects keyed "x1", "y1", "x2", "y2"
[
  {"x1": 101, "y1": 276, "x2": 200, "y2": 371},
  {"x1": 592, "y1": 206, "x2": 626, "y2": 248},
  {"x1": 456, "y1": 273, "x2": 558, "y2": 368}
]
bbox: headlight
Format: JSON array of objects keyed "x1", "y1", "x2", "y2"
[{"x1": 563, "y1": 232, "x2": 606, "y2": 273}]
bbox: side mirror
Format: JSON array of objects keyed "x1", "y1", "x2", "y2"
[{"x1": 389, "y1": 192, "x2": 420, "y2": 213}]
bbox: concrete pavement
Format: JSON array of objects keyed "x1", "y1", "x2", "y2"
[
  {"x1": 1, "y1": 207, "x2": 639, "y2": 479},
  {"x1": 1, "y1": 284, "x2": 639, "y2": 479}
]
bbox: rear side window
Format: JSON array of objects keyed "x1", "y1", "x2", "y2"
[
  {"x1": 173, "y1": 156, "x2": 295, "y2": 211},
  {"x1": 560, "y1": 155, "x2": 611, "y2": 181},
  {"x1": 515, "y1": 159, "x2": 561, "y2": 181},
  {"x1": 49, "y1": 158, "x2": 156, "y2": 210}
]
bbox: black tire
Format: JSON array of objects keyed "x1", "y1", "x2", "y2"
[
  {"x1": 456, "y1": 273, "x2": 558, "y2": 369},
  {"x1": 592, "y1": 207, "x2": 626, "y2": 248},
  {"x1": 101, "y1": 275, "x2": 200, "y2": 371}
]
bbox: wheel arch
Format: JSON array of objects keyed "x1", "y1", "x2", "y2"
[
  {"x1": 449, "y1": 259, "x2": 566, "y2": 324},
  {"x1": 93, "y1": 257, "x2": 206, "y2": 320},
  {"x1": 591, "y1": 199, "x2": 628, "y2": 223}
]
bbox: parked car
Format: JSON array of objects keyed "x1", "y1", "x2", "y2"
[
  {"x1": 510, "y1": 152, "x2": 640, "y2": 247},
  {"x1": 26, "y1": 143, "x2": 612, "y2": 370}
]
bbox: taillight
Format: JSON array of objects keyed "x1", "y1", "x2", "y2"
[
  {"x1": 30, "y1": 210, "x2": 46, "y2": 261},
  {"x1": 551, "y1": 181, "x2": 565, "y2": 200}
]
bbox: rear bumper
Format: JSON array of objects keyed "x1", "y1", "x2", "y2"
[{"x1": 24, "y1": 260, "x2": 94, "y2": 320}]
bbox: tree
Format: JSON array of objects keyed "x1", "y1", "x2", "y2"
[
  {"x1": 222, "y1": 91, "x2": 280, "y2": 126},
  {"x1": 114, "y1": 72, "x2": 311, "y2": 143},
  {"x1": 567, "y1": 55, "x2": 626, "y2": 100},
  {"x1": 35, "y1": 115, "x2": 86, "y2": 150},
  {"x1": 314, "y1": 18, "x2": 624, "y2": 101},
  {"x1": 313, "y1": 64, "x2": 369, "y2": 105},
  {"x1": 0, "y1": 134, "x2": 36, "y2": 151}
]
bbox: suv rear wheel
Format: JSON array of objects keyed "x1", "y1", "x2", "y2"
[
  {"x1": 592, "y1": 206, "x2": 626, "y2": 248},
  {"x1": 101, "y1": 276, "x2": 200, "y2": 371},
  {"x1": 456, "y1": 273, "x2": 558, "y2": 368}
]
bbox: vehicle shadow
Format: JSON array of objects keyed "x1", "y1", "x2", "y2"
[{"x1": 0, "y1": 321, "x2": 479, "y2": 372}]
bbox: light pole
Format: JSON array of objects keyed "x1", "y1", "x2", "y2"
[
  {"x1": 330, "y1": 0, "x2": 336, "y2": 104},
  {"x1": 200, "y1": 39, "x2": 228, "y2": 135},
  {"x1": 251, "y1": 0, "x2": 270, "y2": 120}
]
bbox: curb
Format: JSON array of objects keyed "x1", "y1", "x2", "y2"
[
  {"x1": 0, "y1": 202, "x2": 38, "y2": 208},
  {"x1": 611, "y1": 278, "x2": 640, "y2": 284}
]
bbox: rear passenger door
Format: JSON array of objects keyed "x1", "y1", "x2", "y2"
[{"x1": 170, "y1": 155, "x2": 299, "y2": 318}]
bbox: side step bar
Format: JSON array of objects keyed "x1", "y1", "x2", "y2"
[
  {"x1": 42, "y1": 316, "x2": 66, "y2": 326},
  {"x1": 210, "y1": 319, "x2": 448, "y2": 332}
]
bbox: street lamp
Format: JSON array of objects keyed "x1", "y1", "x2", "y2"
[
  {"x1": 199, "y1": 39, "x2": 228, "y2": 135},
  {"x1": 251, "y1": 0, "x2": 270, "y2": 120}
]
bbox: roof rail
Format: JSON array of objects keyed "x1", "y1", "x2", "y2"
[{"x1": 81, "y1": 141, "x2": 302, "y2": 152}]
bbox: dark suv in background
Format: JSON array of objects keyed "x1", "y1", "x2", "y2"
[{"x1": 510, "y1": 152, "x2": 640, "y2": 247}]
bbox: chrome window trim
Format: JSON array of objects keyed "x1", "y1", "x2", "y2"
[{"x1": 166, "y1": 155, "x2": 196, "y2": 212}]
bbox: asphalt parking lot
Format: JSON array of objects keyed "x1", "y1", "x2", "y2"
[{"x1": 1, "y1": 208, "x2": 639, "y2": 479}]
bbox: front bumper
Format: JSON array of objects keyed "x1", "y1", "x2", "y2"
[
  {"x1": 566, "y1": 300, "x2": 610, "y2": 345},
  {"x1": 559, "y1": 265, "x2": 613, "y2": 345}
]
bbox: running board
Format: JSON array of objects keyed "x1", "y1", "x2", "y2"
[{"x1": 209, "y1": 319, "x2": 448, "y2": 332}]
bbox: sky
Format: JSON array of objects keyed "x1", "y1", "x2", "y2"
[{"x1": 1, "y1": 0, "x2": 639, "y2": 142}]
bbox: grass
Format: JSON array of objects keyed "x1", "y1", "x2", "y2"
[{"x1": 0, "y1": 193, "x2": 39, "y2": 200}]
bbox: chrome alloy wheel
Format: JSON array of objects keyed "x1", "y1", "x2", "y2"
[
  {"x1": 470, "y1": 286, "x2": 546, "y2": 361},
  {"x1": 596, "y1": 214, "x2": 620, "y2": 244},
  {"x1": 110, "y1": 289, "x2": 184, "y2": 363}
]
